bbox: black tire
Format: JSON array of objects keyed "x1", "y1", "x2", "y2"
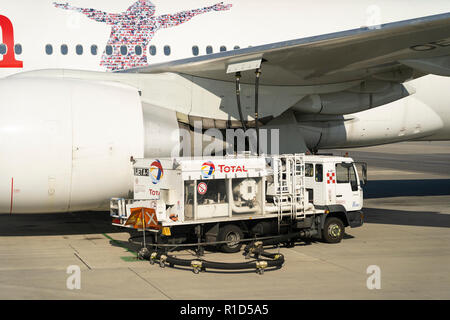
[
  {"x1": 322, "y1": 217, "x2": 345, "y2": 243},
  {"x1": 218, "y1": 224, "x2": 244, "y2": 253}
]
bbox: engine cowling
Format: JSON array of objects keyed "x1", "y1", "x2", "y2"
[
  {"x1": 0, "y1": 78, "x2": 179, "y2": 213},
  {"x1": 292, "y1": 83, "x2": 411, "y2": 115},
  {"x1": 263, "y1": 89, "x2": 444, "y2": 153}
]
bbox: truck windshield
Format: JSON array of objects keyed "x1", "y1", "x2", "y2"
[
  {"x1": 336, "y1": 164, "x2": 349, "y2": 183},
  {"x1": 336, "y1": 163, "x2": 358, "y2": 191}
]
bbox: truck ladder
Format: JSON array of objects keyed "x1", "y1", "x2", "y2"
[
  {"x1": 273, "y1": 154, "x2": 306, "y2": 232},
  {"x1": 292, "y1": 154, "x2": 306, "y2": 220},
  {"x1": 273, "y1": 157, "x2": 290, "y2": 232}
]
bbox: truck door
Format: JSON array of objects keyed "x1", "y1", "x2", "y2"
[
  {"x1": 304, "y1": 163, "x2": 325, "y2": 205},
  {"x1": 335, "y1": 163, "x2": 361, "y2": 211}
]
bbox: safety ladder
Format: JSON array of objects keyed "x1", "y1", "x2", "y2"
[
  {"x1": 273, "y1": 154, "x2": 306, "y2": 232},
  {"x1": 292, "y1": 154, "x2": 306, "y2": 220}
]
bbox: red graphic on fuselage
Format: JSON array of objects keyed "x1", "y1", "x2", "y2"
[
  {"x1": 0, "y1": 15, "x2": 23, "y2": 68},
  {"x1": 53, "y1": 1, "x2": 232, "y2": 71}
]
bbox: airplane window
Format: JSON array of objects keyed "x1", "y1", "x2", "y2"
[
  {"x1": 192, "y1": 45, "x2": 199, "y2": 56},
  {"x1": 149, "y1": 45, "x2": 156, "y2": 56},
  {"x1": 76, "y1": 45, "x2": 83, "y2": 55},
  {"x1": 105, "y1": 45, "x2": 113, "y2": 56},
  {"x1": 120, "y1": 45, "x2": 127, "y2": 56},
  {"x1": 206, "y1": 46, "x2": 213, "y2": 54},
  {"x1": 45, "y1": 44, "x2": 53, "y2": 55},
  {"x1": 135, "y1": 45, "x2": 142, "y2": 56},
  {"x1": 15, "y1": 44, "x2": 22, "y2": 55},
  {"x1": 164, "y1": 45, "x2": 171, "y2": 56},
  {"x1": 61, "y1": 44, "x2": 68, "y2": 55},
  {"x1": 234, "y1": 45, "x2": 240, "y2": 50},
  {"x1": 91, "y1": 45, "x2": 98, "y2": 55},
  {"x1": 220, "y1": 46, "x2": 227, "y2": 52},
  {"x1": 0, "y1": 44, "x2": 6, "y2": 55}
]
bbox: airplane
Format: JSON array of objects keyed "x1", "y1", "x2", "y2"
[{"x1": 1, "y1": 0, "x2": 449, "y2": 213}]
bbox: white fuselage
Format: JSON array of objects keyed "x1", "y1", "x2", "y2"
[
  {"x1": 1, "y1": 0, "x2": 450, "y2": 76},
  {"x1": 1, "y1": 0, "x2": 449, "y2": 137}
]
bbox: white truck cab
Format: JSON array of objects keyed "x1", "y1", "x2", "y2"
[{"x1": 304, "y1": 156, "x2": 364, "y2": 212}]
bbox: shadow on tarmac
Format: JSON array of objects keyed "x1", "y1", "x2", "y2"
[
  {"x1": 2, "y1": 179, "x2": 449, "y2": 236},
  {"x1": 364, "y1": 179, "x2": 450, "y2": 198},
  {"x1": 364, "y1": 207, "x2": 450, "y2": 228},
  {"x1": 0, "y1": 211, "x2": 120, "y2": 237}
]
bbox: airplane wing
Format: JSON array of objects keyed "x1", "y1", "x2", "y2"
[{"x1": 120, "y1": 12, "x2": 450, "y2": 86}]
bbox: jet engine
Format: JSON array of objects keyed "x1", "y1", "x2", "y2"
[
  {"x1": 263, "y1": 86, "x2": 444, "y2": 153},
  {"x1": 292, "y1": 82, "x2": 411, "y2": 115},
  {"x1": 0, "y1": 78, "x2": 180, "y2": 213}
]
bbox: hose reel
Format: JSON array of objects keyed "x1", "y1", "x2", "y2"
[{"x1": 143, "y1": 241, "x2": 284, "y2": 275}]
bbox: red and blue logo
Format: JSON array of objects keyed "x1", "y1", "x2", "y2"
[
  {"x1": 201, "y1": 161, "x2": 215, "y2": 179},
  {"x1": 150, "y1": 160, "x2": 163, "y2": 184}
]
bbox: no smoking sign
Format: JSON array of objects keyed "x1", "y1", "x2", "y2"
[{"x1": 197, "y1": 182, "x2": 207, "y2": 195}]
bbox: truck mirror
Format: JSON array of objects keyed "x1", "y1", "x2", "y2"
[
  {"x1": 362, "y1": 164, "x2": 367, "y2": 185},
  {"x1": 355, "y1": 162, "x2": 368, "y2": 185}
]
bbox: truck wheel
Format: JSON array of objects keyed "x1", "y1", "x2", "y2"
[
  {"x1": 218, "y1": 224, "x2": 244, "y2": 253},
  {"x1": 322, "y1": 217, "x2": 345, "y2": 243}
]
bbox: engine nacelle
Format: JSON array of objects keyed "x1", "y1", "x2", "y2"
[
  {"x1": 292, "y1": 83, "x2": 411, "y2": 115},
  {"x1": 316, "y1": 95, "x2": 444, "y2": 149},
  {"x1": 0, "y1": 78, "x2": 179, "y2": 213},
  {"x1": 263, "y1": 92, "x2": 444, "y2": 153}
]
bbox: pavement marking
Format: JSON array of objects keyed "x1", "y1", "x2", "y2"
[
  {"x1": 68, "y1": 244, "x2": 79, "y2": 254},
  {"x1": 0, "y1": 282, "x2": 100, "y2": 299},
  {"x1": 120, "y1": 256, "x2": 140, "y2": 262},
  {"x1": 101, "y1": 233, "x2": 138, "y2": 262},
  {"x1": 74, "y1": 252, "x2": 92, "y2": 270},
  {"x1": 285, "y1": 247, "x2": 321, "y2": 262},
  {"x1": 367, "y1": 169, "x2": 450, "y2": 177},
  {"x1": 369, "y1": 170, "x2": 424, "y2": 175},
  {"x1": 128, "y1": 267, "x2": 172, "y2": 300},
  {"x1": 9, "y1": 177, "x2": 13, "y2": 215}
]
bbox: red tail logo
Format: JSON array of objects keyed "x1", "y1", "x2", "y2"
[{"x1": 0, "y1": 15, "x2": 23, "y2": 68}]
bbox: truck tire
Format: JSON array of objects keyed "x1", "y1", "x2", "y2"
[
  {"x1": 218, "y1": 224, "x2": 244, "y2": 253},
  {"x1": 322, "y1": 217, "x2": 345, "y2": 243}
]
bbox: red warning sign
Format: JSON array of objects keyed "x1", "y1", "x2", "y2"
[
  {"x1": 125, "y1": 207, "x2": 160, "y2": 230},
  {"x1": 197, "y1": 182, "x2": 207, "y2": 195}
]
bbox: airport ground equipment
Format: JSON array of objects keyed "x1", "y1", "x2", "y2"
[
  {"x1": 111, "y1": 154, "x2": 365, "y2": 257},
  {"x1": 133, "y1": 240, "x2": 285, "y2": 274}
]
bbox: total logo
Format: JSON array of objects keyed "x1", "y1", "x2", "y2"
[
  {"x1": 201, "y1": 161, "x2": 249, "y2": 177},
  {"x1": 148, "y1": 188, "x2": 161, "y2": 198},
  {"x1": 201, "y1": 161, "x2": 215, "y2": 178},
  {"x1": 218, "y1": 164, "x2": 248, "y2": 173},
  {"x1": 150, "y1": 160, "x2": 163, "y2": 184}
]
